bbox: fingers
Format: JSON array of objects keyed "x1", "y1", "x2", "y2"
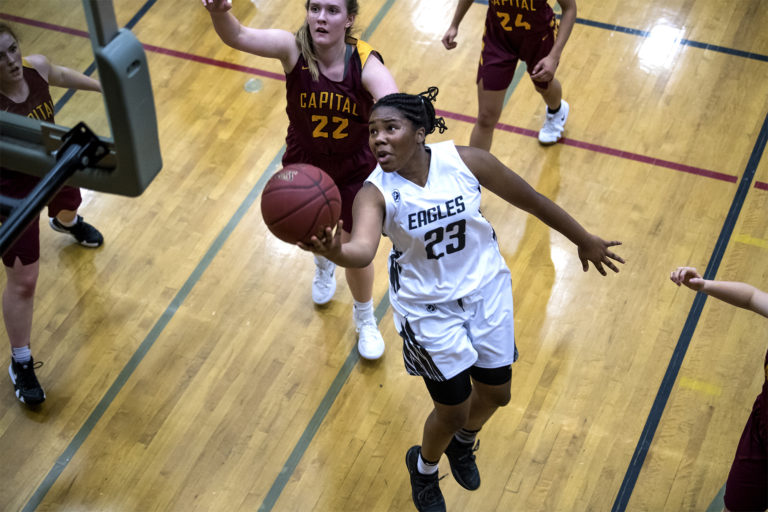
[
  {"x1": 607, "y1": 251, "x2": 626, "y2": 265},
  {"x1": 669, "y1": 266, "x2": 701, "y2": 287},
  {"x1": 594, "y1": 261, "x2": 607, "y2": 276}
]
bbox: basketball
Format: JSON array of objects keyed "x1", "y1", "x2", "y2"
[{"x1": 260, "y1": 163, "x2": 342, "y2": 245}]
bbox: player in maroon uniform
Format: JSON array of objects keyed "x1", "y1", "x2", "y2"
[
  {"x1": 442, "y1": 0, "x2": 577, "y2": 148},
  {"x1": 0, "y1": 23, "x2": 103, "y2": 405},
  {"x1": 204, "y1": 0, "x2": 398, "y2": 360},
  {"x1": 670, "y1": 267, "x2": 768, "y2": 512}
]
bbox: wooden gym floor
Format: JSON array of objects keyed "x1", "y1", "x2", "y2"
[{"x1": 1, "y1": 0, "x2": 767, "y2": 510}]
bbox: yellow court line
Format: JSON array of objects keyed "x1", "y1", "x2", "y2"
[
  {"x1": 678, "y1": 377, "x2": 722, "y2": 397},
  {"x1": 734, "y1": 233, "x2": 768, "y2": 249}
]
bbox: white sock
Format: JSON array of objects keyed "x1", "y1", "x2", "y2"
[
  {"x1": 12, "y1": 345, "x2": 32, "y2": 363},
  {"x1": 353, "y1": 299, "x2": 373, "y2": 314},
  {"x1": 417, "y1": 452, "x2": 439, "y2": 475},
  {"x1": 353, "y1": 299, "x2": 374, "y2": 325},
  {"x1": 57, "y1": 215, "x2": 78, "y2": 227}
]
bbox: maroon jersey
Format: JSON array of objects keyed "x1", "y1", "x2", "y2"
[
  {"x1": 1, "y1": 62, "x2": 55, "y2": 180},
  {"x1": 486, "y1": 0, "x2": 556, "y2": 40},
  {"x1": 283, "y1": 38, "x2": 380, "y2": 187},
  {"x1": 0, "y1": 61, "x2": 82, "y2": 266},
  {"x1": 0, "y1": 62, "x2": 55, "y2": 122},
  {"x1": 761, "y1": 347, "x2": 768, "y2": 438}
]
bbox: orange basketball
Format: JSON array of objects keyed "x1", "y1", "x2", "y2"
[{"x1": 260, "y1": 163, "x2": 341, "y2": 244}]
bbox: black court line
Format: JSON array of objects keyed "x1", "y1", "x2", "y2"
[
  {"x1": 52, "y1": 0, "x2": 157, "y2": 114},
  {"x1": 472, "y1": 1, "x2": 768, "y2": 63},
  {"x1": 22, "y1": 2, "x2": 396, "y2": 510},
  {"x1": 21, "y1": 147, "x2": 284, "y2": 511},
  {"x1": 575, "y1": 18, "x2": 768, "y2": 62},
  {"x1": 6, "y1": 2, "x2": 766, "y2": 510},
  {"x1": 612, "y1": 111, "x2": 768, "y2": 511}
]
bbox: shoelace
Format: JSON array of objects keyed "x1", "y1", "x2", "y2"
[
  {"x1": 456, "y1": 440, "x2": 479, "y2": 462},
  {"x1": 16, "y1": 360, "x2": 44, "y2": 387},
  {"x1": 356, "y1": 317, "x2": 380, "y2": 336},
  {"x1": 314, "y1": 266, "x2": 334, "y2": 283},
  {"x1": 417, "y1": 473, "x2": 447, "y2": 506}
]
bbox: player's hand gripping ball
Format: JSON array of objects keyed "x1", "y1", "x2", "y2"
[{"x1": 260, "y1": 163, "x2": 341, "y2": 244}]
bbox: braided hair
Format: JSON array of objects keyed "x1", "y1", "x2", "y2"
[{"x1": 372, "y1": 87, "x2": 448, "y2": 136}]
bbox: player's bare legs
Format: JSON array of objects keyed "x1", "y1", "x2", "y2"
[
  {"x1": 3, "y1": 259, "x2": 37, "y2": 350},
  {"x1": 470, "y1": 81, "x2": 506, "y2": 151},
  {"x1": 535, "y1": 77, "x2": 562, "y2": 111}
]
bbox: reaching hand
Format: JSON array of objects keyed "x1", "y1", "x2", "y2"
[
  {"x1": 442, "y1": 26, "x2": 459, "y2": 50},
  {"x1": 201, "y1": 0, "x2": 232, "y2": 12},
  {"x1": 577, "y1": 236, "x2": 624, "y2": 275},
  {"x1": 297, "y1": 220, "x2": 344, "y2": 261},
  {"x1": 669, "y1": 266, "x2": 705, "y2": 291}
]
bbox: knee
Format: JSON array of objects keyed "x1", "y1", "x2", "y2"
[
  {"x1": 490, "y1": 388, "x2": 512, "y2": 408},
  {"x1": 476, "y1": 106, "x2": 502, "y2": 129},
  {"x1": 5, "y1": 266, "x2": 38, "y2": 298},
  {"x1": 435, "y1": 407, "x2": 471, "y2": 433},
  {"x1": 477, "y1": 383, "x2": 512, "y2": 408}
]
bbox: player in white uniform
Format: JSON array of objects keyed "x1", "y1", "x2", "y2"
[{"x1": 300, "y1": 87, "x2": 624, "y2": 512}]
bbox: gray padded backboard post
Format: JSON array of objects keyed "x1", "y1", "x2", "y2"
[{"x1": 0, "y1": 0, "x2": 162, "y2": 197}]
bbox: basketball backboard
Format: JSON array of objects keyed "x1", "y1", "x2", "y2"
[{"x1": 0, "y1": 0, "x2": 162, "y2": 197}]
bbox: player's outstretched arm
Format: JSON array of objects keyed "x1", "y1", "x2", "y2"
[
  {"x1": 458, "y1": 145, "x2": 624, "y2": 275},
  {"x1": 670, "y1": 267, "x2": 768, "y2": 318},
  {"x1": 202, "y1": 0, "x2": 297, "y2": 70},
  {"x1": 299, "y1": 184, "x2": 385, "y2": 269},
  {"x1": 25, "y1": 54, "x2": 100, "y2": 92}
]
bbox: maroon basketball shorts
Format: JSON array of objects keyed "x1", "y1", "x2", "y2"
[
  {"x1": 724, "y1": 392, "x2": 768, "y2": 511},
  {"x1": 477, "y1": 26, "x2": 556, "y2": 91},
  {"x1": 282, "y1": 146, "x2": 375, "y2": 233},
  {"x1": 1, "y1": 171, "x2": 82, "y2": 267}
]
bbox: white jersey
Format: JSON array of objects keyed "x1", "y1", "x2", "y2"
[{"x1": 366, "y1": 140, "x2": 510, "y2": 310}]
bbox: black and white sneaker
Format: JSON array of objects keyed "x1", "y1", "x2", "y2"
[
  {"x1": 50, "y1": 215, "x2": 104, "y2": 247},
  {"x1": 9, "y1": 358, "x2": 46, "y2": 405},
  {"x1": 405, "y1": 446, "x2": 446, "y2": 512}
]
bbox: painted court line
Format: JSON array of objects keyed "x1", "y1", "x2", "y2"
[
  {"x1": 0, "y1": 12, "x2": 740, "y2": 186},
  {"x1": 258, "y1": 296, "x2": 391, "y2": 512},
  {"x1": 612, "y1": 112, "x2": 768, "y2": 511},
  {"x1": 3, "y1": 4, "x2": 763, "y2": 511},
  {"x1": 21, "y1": 148, "x2": 288, "y2": 512},
  {"x1": 734, "y1": 233, "x2": 768, "y2": 249},
  {"x1": 471, "y1": 1, "x2": 768, "y2": 63},
  {"x1": 436, "y1": 109, "x2": 738, "y2": 183}
]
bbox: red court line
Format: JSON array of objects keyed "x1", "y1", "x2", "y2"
[
  {"x1": 439, "y1": 110, "x2": 738, "y2": 183},
  {"x1": 0, "y1": 12, "x2": 89, "y2": 37},
  {"x1": 142, "y1": 44, "x2": 285, "y2": 82},
  {"x1": 755, "y1": 181, "x2": 768, "y2": 190},
  {"x1": 1, "y1": 12, "x2": 742, "y2": 185}
]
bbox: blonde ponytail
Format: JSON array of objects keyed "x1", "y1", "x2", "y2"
[{"x1": 295, "y1": 22, "x2": 320, "y2": 81}]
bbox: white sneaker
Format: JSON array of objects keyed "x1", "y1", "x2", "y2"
[
  {"x1": 538, "y1": 99, "x2": 569, "y2": 145},
  {"x1": 354, "y1": 309, "x2": 385, "y2": 360},
  {"x1": 312, "y1": 255, "x2": 336, "y2": 305}
]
